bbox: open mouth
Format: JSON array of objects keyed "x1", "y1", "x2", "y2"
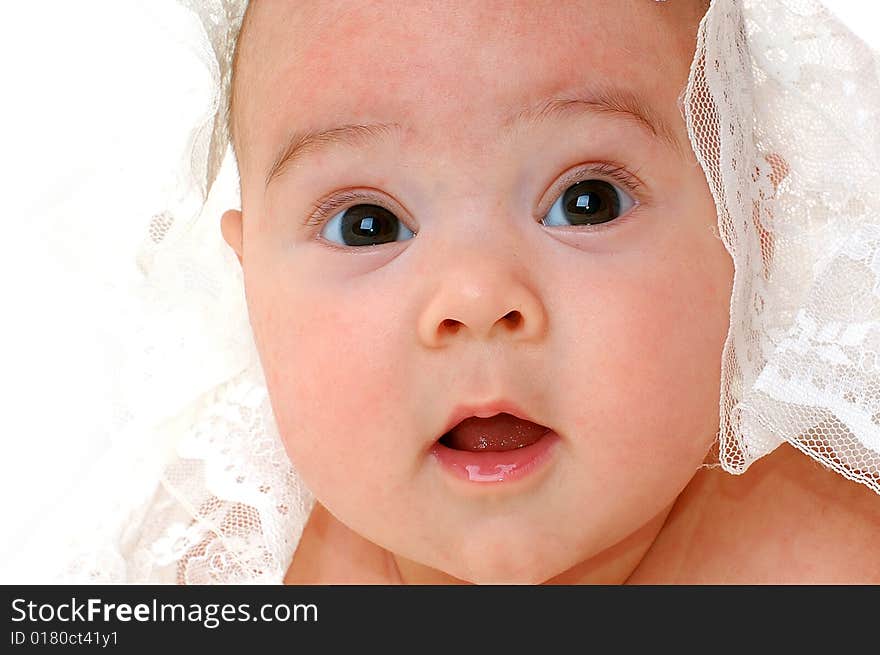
[
  {"x1": 431, "y1": 411, "x2": 560, "y2": 483},
  {"x1": 438, "y1": 412, "x2": 552, "y2": 451}
]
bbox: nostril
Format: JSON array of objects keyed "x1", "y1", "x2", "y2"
[
  {"x1": 502, "y1": 310, "x2": 523, "y2": 329},
  {"x1": 439, "y1": 313, "x2": 522, "y2": 337},
  {"x1": 440, "y1": 318, "x2": 462, "y2": 334}
]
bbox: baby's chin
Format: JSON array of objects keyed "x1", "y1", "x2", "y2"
[
  {"x1": 436, "y1": 552, "x2": 571, "y2": 585},
  {"x1": 400, "y1": 531, "x2": 585, "y2": 585},
  {"x1": 462, "y1": 566, "x2": 561, "y2": 585}
]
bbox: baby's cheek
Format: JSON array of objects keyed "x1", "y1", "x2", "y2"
[
  {"x1": 569, "y1": 243, "x2": 731, "y2": 481},
  {"x1": 252, "y1": 276, "x2": 408, "y2": 499}
]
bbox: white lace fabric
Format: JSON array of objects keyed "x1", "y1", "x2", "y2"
[
  {"x1": 687, "y1": 0, "x2": 880, "y2": 489},
  {"x1": 17, "y1": 0, "x2": 880, "y2": 584}
]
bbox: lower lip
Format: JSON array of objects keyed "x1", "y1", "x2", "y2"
[{"x1": 429, "y1": 430, "x2": 560, "y2": 483}]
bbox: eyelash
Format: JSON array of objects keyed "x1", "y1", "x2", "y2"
[
  {"x1": 302, "y1": 161, "x2": 647, "y2": 232},
  {"x1": 541, "y1": 162, "x2": 647, "y2": 233},
  {"x1": 304, "y1": 189, "x2": 389, "y2": 229}
]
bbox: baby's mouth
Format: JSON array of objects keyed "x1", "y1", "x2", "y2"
[{"x1": 438, "y1": 413, "x2": 552, "y2": 452}]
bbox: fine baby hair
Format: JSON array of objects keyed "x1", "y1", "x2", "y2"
[{"x1": 11, "y1": 0, "x2": 879, "y2": 584}]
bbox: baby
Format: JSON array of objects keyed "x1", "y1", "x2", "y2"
[{"x1": 218, "y1": 0, "x2": 880, "y2": 583}]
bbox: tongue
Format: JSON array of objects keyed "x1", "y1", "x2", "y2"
[{"x1": 444, "y1": 413, "x2": 551, "y2": 452}]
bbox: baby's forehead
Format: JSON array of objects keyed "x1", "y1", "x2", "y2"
[{"x1": 233, "y1": 0, "x2": 701, "y2": 175}]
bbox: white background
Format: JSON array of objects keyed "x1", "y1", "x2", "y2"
[{"x1": 0, "y1": 1, "x2": 213, "y2": 576}]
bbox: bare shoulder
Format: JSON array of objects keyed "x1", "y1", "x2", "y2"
[
  {"x1": 284, "y1": 501, "x2": 401, "y2": 584},
  {"x1": 629, "y1": 443, "x2": 880, "y2": 584}
]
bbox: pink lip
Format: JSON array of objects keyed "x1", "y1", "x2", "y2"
[
  {"x1": 439, "y1": 400, "x2": 544, "y2": 437},
  {"x1": 432, "y1": 400, "x2": 559, "y2": 483},
  {"x1": 430, "y1": 431, "x2": 560, "y2": 483}
]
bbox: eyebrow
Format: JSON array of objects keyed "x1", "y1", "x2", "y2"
[
  {"x1": 503, "y1": 85, "x2": 684, "y2": 156},
  {"x1": 264, "y1": 86, "x2": 683, "y2": 188},
  {"x1": 265, "y1": 122, "x2": 401, "y2": 188}
]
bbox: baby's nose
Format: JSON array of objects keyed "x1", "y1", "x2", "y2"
[{"x1": 416, "y1": 256, "x2": 548, "y2": 347}]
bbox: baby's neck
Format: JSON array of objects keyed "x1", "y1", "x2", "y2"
[{"x1": 628, "y1": 443, "x2": 880, "y2": 583}]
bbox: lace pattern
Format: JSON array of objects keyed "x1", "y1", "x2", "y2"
[{"x1": 686, "y1": 0, "x2": 880, "y2": 489}]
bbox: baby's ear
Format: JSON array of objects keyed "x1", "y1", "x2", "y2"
[{"x1": 221, "y1": 209, "x2": 244, "y2": 265}]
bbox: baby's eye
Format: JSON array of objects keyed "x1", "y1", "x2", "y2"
[
  {"x1": 541, "y1": 179, "x2": 635, "y2": 228},
  {"x1": 320, "y1": 204, "x2": 415, "y2": 247}
]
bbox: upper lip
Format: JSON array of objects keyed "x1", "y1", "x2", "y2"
[{"x1": 438, "y1": 400, "x2": 548, "y2": 440}]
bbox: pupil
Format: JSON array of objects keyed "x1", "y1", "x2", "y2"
[
  {"x1": 572, "y1": 193, "x2": 600, "y2": 213},
  {"x1": 357, "y1": 216, "x2": 377, "y2": 235},
  {"x1": 563, "y1": 180, "x2": 619, "y2": 225},
  {"x1": 342, "y1": 204, "x2": 398, "y2": 246}
]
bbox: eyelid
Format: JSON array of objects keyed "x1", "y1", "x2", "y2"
[
  {"x1": 539, "y1": 161, "x2": 649, "y2": 221},
  {"x1": 303, "y1": 188, "x2": 413, "y2": 234}
]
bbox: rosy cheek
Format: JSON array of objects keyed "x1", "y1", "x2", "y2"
[
  {"x1": 253, "y1": 277, "x2": 406, "y2": 483},
  {"x1": 564, "y1": 241, "x2": 731, "y2": 475}
]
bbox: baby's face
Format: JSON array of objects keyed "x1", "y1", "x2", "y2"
[{"x1": 225, "y1": 0, "x2": 731, "y2": 582}]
